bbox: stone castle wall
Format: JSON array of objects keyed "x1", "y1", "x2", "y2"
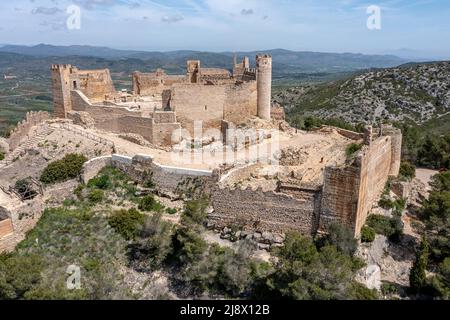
[
  {"x1": 171, "y1": 84, "x2": 227, "y2": 133},
  {"x1": 209, "y1": 186, "x2": 319, "y2": 235},
  {"x1": 8, "y1": 111, "x2": 51, "y2": 151},
  {"x1": 71, "y1": 91, "x2": 180, "y2": 146},
  {"x1": 171, "y1": 81, "x2": 258, "y2": 133},
  {"x1": 71, "y1": 69, "x2": 116, "y2": 102},
  {"x1": 133, "y1": 71, "x2": 185, "y2": 95},
  {"x1": 0, "y1": 196, "x2": 45, "y2": 253},
  {"x1": 211, "y1": 130, "x2": 401, "y2": 238},
  {"x1": 320, "y1": 134, "x2": 397, "y2": 236},
  {"x1": 223, "y1": 82, "x2": 258, "y2": 125},
  {"x1": 355, "y1": 136, "x2": 393, "y2": 233},
  {"x1": 81, "y1": 154, "x2": 218, "y2": 197},
  {"x1": 319, "y1": 165, "x2": 361, "y2": 233}
]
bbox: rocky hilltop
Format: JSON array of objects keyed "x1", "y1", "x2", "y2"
[{"x1": 276, "y1": 61, "x2": 450, "y2": 125}]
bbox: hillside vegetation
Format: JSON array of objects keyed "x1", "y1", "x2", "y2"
[
  {"x1": 276, "y1": 62, "x2": 450, "y2": 169},
  {"x1": 276, "y1": 61, "x2": 450, "y2": 126}
]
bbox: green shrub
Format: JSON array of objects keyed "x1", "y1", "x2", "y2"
[
  {"x1": 381, "y1": 282, "x2": 398, "y2": 296},
  {"x1": 172, "y1": 227, "x2": 208, "y2": 264},
  {"x1": 361, "y1": 226, "x2": 376, "y2": 243},
  {"x1": 367, "y1": 214, "x2": 403, "y2": 241},
  {"x1": 0, "y1": 152, "x2": 4, "y2": 161},
  {"x1": 263, "y1": 232, "x2": 372, "y2": 300},
  {"x1": 10, "y1": 207, "x2": 129, "y2": 299},
  {"x1": 166, "y1": 208, "x2": 178, "y2": 215},
  {"x1": 317, "y1": 223, "x2": 358, "y2": 256},
  {"x1": 399, "y1": 161, "x2": 416, "y2": 180},
  {"x1": 108, "y1": 208, "x2": 145, "y2": 241},
  {"x1": 181, "y1": 197, "x2": 209, "y2": 226},
  {"x1": 88, "y1": 189, "x2": 104, "y2": 204},
  {"x1": 0, "y1": 254, "x2": 45, "y2": 299},
  {"x1": 138, "y1": 195, "x2": 164, "y2": 212},
  {"x1": 378, "y1": 196, "x2": 395, "y2": 209},
  {"x1": 346, "y1": 143, "x2": 362, "y2": 157},
  {"x1": 40, "y1": 154, "x2": 87, "y2": 184},
  {"x1": 128, "y1": 213, "x2": 175, "y2": 269},
  {"x1": 87, "y1": 175, "x2": 111, "y2": 190},
  {"x1": 74, "y1": 184, "x2": 85, "y2": 200}
]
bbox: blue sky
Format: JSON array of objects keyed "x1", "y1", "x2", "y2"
[{"x1": 1, "y1": 0, "x2": 450, "y2": 57}]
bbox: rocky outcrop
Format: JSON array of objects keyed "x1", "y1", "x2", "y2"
[{"x1": 275, "y1": 62, "x2": 450, "y2": 125}]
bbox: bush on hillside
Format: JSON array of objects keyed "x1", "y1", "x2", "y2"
[
  {"x1": 346, "y1": 143, "x2": 363, "y2": 157},
  {"x1": 360, "y1": 226, "x2": 376, "y2": 243},
  {"x1": 108, "y1": 208, "x2": 145, "y2": 241},
  {"x1": 40, "y1": 153, "x2": 87, "y2": 184},
  {"x1": 138, "y1": 195, "x2": 164, "y2": 212},
  {"x1": 399, "y1": 161, "x2": 416, "y2": 180}
]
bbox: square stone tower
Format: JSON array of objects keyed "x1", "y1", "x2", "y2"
[{"x1": 51, "y1": 64, "x2": 76, "y2": 118}]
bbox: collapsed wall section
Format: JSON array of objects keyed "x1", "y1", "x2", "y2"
[{"x1": 0, "y1": 195, "x2": 45, "y2": 253}]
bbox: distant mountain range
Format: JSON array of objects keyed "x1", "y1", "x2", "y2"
[{"x1": 0, "y1": 44, "x2": 409, "y2": 74}]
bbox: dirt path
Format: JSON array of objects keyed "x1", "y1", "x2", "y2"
[{"x1": 416, "y1": 168, "x2": 438, "y2": 190}]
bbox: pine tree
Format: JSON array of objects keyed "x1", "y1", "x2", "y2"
[{"x1": 409, "y1": 237, "x2": 430, "y2": 293}]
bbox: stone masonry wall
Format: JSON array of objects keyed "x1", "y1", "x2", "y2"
[
  {"x1": 72, "y1": 91, "x2": 179, "y2": 146},
  {"x1": 8, "y1": 111, "x2": 51, "y2": 151},
  {"x1": 71, "y1": 90, "x2": 142, "y2": 132},
  {"x1": 117, "y1": 116, "x2": 155, "y2": 142},
  {"x1": 0, "y1": 196, "x2": 45, "y2": 253},
  {"x1": 223, "y1": 81, "x2": 258, "y2": 125},
  {"x1": 72, "y1": 69, "x2": 116, "y2": 101},
  {"x1": 210, "y1": 186, "x2": 319, "y2": 235},
  {"x1": 319, "y1": 165, "x2": 361, "y2": 233},
  {"x1": 109, "y1": 154, "x2": 218, "y2": 197},
  {"x1": 171, "y1": 84, "x2": 226, "y2": 133},
  {"x1": 171, "y1": 81, "x2": 257, "y2": 133},
  {"x1": 80, "y1": 156, "x2": 113, "y2": 184},
  {"x1": 320, "y1": 135, "x2": 394, "y2": 236},
  {"x1": 355, "y1": 136, "x2": 393, "y2": 233}
]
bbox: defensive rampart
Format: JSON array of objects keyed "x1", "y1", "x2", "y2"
[{"x1": 8, "y1": 111, "x2": 51, "y2": 151}]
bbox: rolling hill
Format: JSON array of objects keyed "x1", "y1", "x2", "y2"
[{"x1": 0, "y1": 44, "x2": 408, "y2": 74}]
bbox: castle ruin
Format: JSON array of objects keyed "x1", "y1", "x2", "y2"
[
  {"x1": 51, "y1": 55, "x2": 275, "y2": 145},
  {"x1": 0, "y1": 54, "x2": 403, "y2": 252}
]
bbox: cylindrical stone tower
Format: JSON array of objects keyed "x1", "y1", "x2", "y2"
[{"x1": 256, "y1": 54, "x2": 272, "y2": 121}]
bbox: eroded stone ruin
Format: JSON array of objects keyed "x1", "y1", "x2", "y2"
[{"x1": 0, "y1": 54, "x2": 402, "y2": 252}]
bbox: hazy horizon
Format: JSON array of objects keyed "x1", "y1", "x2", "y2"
[{"x1": 1, "y1": 0, "x2": 450, "y2": 59}]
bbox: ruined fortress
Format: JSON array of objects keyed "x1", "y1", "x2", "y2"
[
  {"x1": 0, "y1": 54, "x2": 402, "y2": 252},
  {"x1": 50, "y1": 54, "x2": 273, "y2": 145}
]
